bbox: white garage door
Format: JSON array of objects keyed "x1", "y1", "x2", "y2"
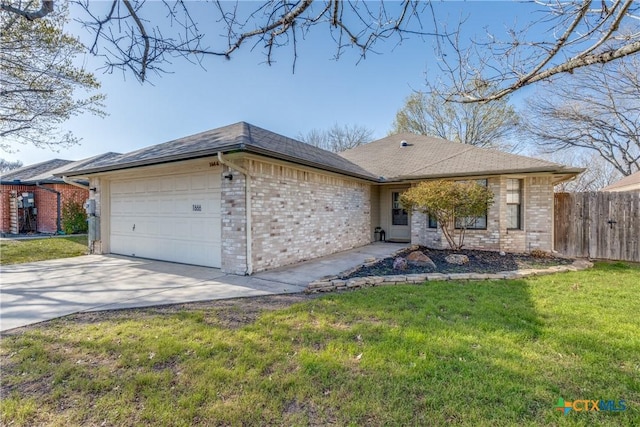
[{"x1": 110, "y1": 170, "x2": 222, "y2": 268}]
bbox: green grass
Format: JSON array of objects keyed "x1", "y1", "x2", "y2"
[
  {"x1": 0, "y1": 236, "x2": 88, "y2": 265},
  {"x1": 1, "y1": 262, "x2": 639, "y2": 426}
]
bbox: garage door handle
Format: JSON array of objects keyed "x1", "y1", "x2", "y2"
[{"x1": 132, "y1": 224, "x2": 135, "y2": 231}]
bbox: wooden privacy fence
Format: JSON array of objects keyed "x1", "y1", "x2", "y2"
[{"x1": 554, "y1": 191, "x2": 640, "y2": 262}]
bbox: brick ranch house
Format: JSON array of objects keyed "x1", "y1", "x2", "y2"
[
  {"x1": 1, "y1": 154, "x2": 119, "y2": 234},
  {"x1": 59, "y1": 122, "x2": 583, "y2": 275}
]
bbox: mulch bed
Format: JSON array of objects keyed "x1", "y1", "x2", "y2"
[{"x1": 343, "y1": 246, "x2": 574, "y2": 278}]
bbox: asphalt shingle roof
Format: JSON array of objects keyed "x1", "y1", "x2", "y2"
[
  {"x1": 62, "y1": 122, "x2": 379, "y2": 181},
  {"x1": 339, "y1": 133, "x2": 583, "y2": 180},
  {"x1": 59, "y1": 124, "x2": 582, "y2": 182},
  {"x1": 1, "y1": 153, "x2": 121, "y2": 184},
  {"x1": 2, "y1": 159, "x2": 73, "y2": 183}
]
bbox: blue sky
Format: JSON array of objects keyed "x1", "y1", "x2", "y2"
[{"x1": 4, "y1": 1, "x2": 542, "y2": 165}]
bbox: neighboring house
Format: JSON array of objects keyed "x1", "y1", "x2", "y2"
[
  {"x1": 1, "y1": 153, "x2": 120, "y2": 234},
  {"x1": 59, "y1": 122, "x2": 582, "y2": 274},
  {"x1": 601, "y1": 170, "x2": 640, "y2": 192}
]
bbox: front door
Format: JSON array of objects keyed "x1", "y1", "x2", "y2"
[{"x1": 389, "y1": 191, "x2": 410, "y2": 241}]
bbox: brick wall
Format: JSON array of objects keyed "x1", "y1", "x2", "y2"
[
  {"x1": 0, "y1": 184, "x2": 87, "y2": 234},
  {"x1": 36, "y1": 184, "x2": 89, "y2": 233},
  {"x1": 410, "y1": 175, "x2": 555, "y2": 253},
  {"x1": 221, "y1": 166, "x2": 248, "y2": 275},
  {"x1": 523, "y1": 176, "x2": 554, "y2": 251},
  {"x1": 1, "y1": 185, "x2": 32, "y2": 233},
  {"x1": 247, "y1": 159, "x2": 372, "y2": 273}
]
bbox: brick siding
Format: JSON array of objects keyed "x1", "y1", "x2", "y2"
[
  {"x1": 411, "y1": 176, "x2": 554, "y2": 253},
  {"x1": 221, "y1": 166, "x2": 248, "y2": 275},
  {"x1": 1, "y1": 185, "x2": 32, "y2": 233},
  {"x1": 245, "y1": 159, "x2": 372, "y2": 273},
  {"x1": 0, "y1": 184, "x2": 88, "y2": 234}
]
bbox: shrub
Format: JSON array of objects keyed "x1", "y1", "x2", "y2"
[
  {"x1": 401, "y1": 180, "x2": 495, "y2": 250},
  {"x1": 61, "y1": 200, "x2": 88, "y2": 234},
  {"x1": 530, "y1": 249, "x2": 552, "y2": 258}
]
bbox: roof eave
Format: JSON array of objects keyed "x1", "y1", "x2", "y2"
[
  {"x1": 1, "y1": 179, "x2": 66, "y2": 185},
  {"x1": 56, "y1": 144, "x2": 245, "y2": 177},
  {"x1": 1, "y1": 180, "x2": 34, "y2": 185},
  {"x1": 382, "y1": 167, "x2": 585, "y2": 182},
  {"x1": 56, "y1": 144, "x2": 379, "y2": 182}
]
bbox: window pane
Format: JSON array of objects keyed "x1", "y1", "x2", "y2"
[
  {"x1": 471, "y1": 215, "x2": 487, "y2": 229},
  {"x1": 428, "y1": 215, "x2": 437, "y2": 228},
  {"x1": 507, "y1": 204, "x2": 520, "y2": 229},
  {"x1": 455, "y1": 215, "x2": 487, "y2": 229},
  {"x1": 506, "y1": 179, "x2": 522, "y2": 229},
  {"x1": 392, "y1": 192, "x2": 408, "y2": 225},
  {"x1": 393, "y1": 209, "x2": 408, "y2": 225},
  {"x1": 507, "y1": 179, "x2": 519, "y2": 190}
]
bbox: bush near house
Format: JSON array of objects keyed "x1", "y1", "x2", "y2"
[
  {"x1": 61, "y1": 200, "x2": 88, "y2": 235},
  {"x1": 401, "y1": 180, "x2": 495, "y2": 250}
]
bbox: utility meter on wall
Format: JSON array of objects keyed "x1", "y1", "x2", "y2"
[{"x1": 84, "y1": 199, "x2": 96, "y2": 216}]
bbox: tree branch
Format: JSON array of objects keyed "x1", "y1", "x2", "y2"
[{"x1": 1, "y1": 0, "x2": 53, "y2": 21}]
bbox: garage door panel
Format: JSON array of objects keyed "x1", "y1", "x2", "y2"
[
  {"x1": 110, "y1": 169, "x2": 222, "y2": 268},
  {"x1": 208, "y1": 199, "x2": 221, "y2": 214},
  {"x1": 173, "y1": 222, "x2": 190, "y2": 237},
  {"x1": 191, "y1": 174, "x2": 207, "y2": 190},
  {"x1": 110, "y1": 181, "x2": 130, "y2": 195},
  {"x1": 160, "y1": 177, "x2": 174, "y2": 192},
  {"x1": 146, "y1": 179, "x2": 159, "y2": 192},
  {"x1": 175, "y1": 176, "x2": 189, "y2": 191}
]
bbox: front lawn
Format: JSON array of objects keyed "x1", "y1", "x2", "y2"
[
  {"x1": 0, "y1": 235, "x2": 88, "y2": 265},
  {"x1": 1, "y1": 262, "x2": 638, "y2": 426}
]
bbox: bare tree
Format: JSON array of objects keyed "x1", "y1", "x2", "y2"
[
  {"x1": 391, "y1": 79, "x2": 520, "y2": 151},
  {"x1": 539, "y1": 151, "x2": 622, "y2": 192},
  {"x1": 0, "y1": 158, "x2": 23, "y2": 172},
  {"x1": 436, "y1": 0, "x2": 640, "y2": 102},
  {"x1": 298, "y1": 123, "x2": 373, "y2": 152},
  {"x1": 523, "y1": 56, "x2": 640, "y2": 177},
  {"x1": 1, "y1": 2, "x2": 105, "y2": 151},
  {"x1": 2, "y1": 0, "x2": 638, "y2": 100}
]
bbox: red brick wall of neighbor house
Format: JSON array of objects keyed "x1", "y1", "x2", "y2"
[
  {"x1": 36, "y1": 184, "x2": 89, "y2": 233},
  {"x1": 0, "y1": 184, "x2": 33, "y2": 233},
  {"x1": 0, "y1": 184, "x2": 88, "y2": 233}
]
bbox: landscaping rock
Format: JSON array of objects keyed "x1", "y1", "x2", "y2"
[
  {"x1": 383, "y1": 275, "x2": 407, "y2": 283},
  {"x1": 445, "y1": 254, "x2": 469, "y2": 265},
  {"x1": 393, "y1": 257, "x2": 408, "y2": 270},
  {"x1": 342, "y1": 246, "x2": 575, "y2": 279},
  {"x1": 406, "y1": 251, "x2": 436, "y2": 269}
]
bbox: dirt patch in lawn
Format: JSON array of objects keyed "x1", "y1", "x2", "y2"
[
  {"x1": 343, "y1": 247, "x2": 574, "y2": 278},
  {"x1": 3, "y1": 294, "x2": 320, "y2": 336}
]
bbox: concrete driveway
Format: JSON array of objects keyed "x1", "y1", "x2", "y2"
[{"x1": 0, "y1": 242, "x2": 405, "y2": 332}]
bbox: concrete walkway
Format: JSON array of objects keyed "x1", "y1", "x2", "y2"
[{"x1": 0, "y1": 242, "x2": 405, "y2": 332}]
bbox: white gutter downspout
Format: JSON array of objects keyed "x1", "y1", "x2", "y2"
[
  {"x1": 218, "y1": 153, "x2": 253, "y2": 275},
  {"x1": 62, "y1": 176, "x2": 90, "y2": 190}
]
